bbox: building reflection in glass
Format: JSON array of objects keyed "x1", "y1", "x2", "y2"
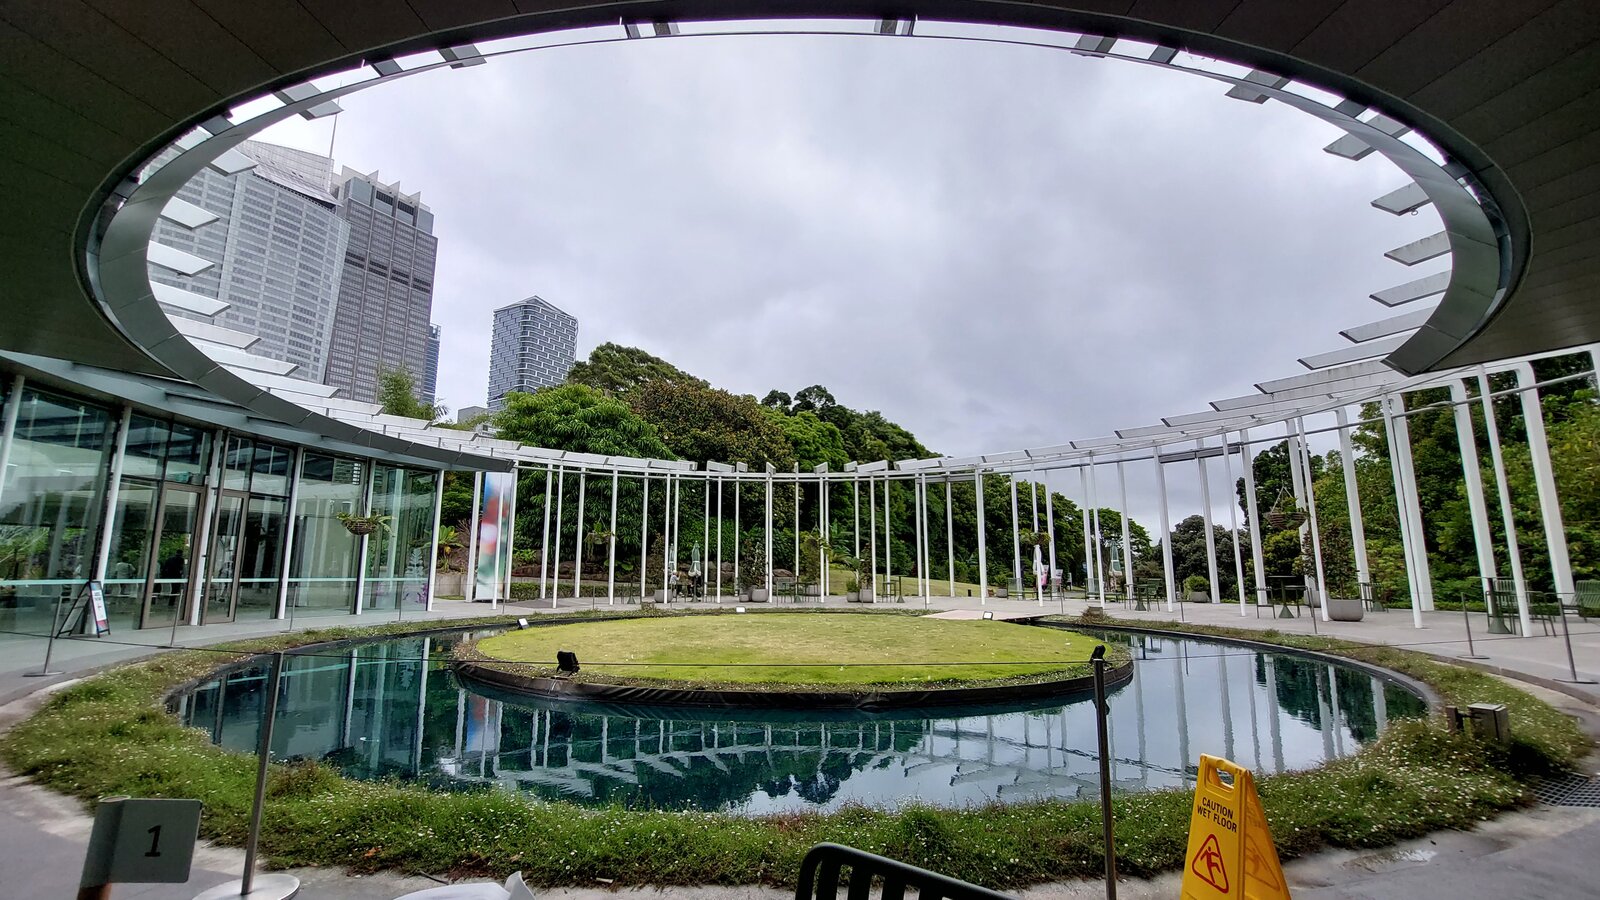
[{"x1": 175, "y1": 631, "x2": 1426, "y2": 814}]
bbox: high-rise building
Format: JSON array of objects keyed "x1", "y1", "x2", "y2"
[
  {"x1": 486, "y1": 296, "x2": 579, "y2": 410},
  {"x1": 148, "y1": 141, "x2": 350, "y2": 382},
  {"x1": 422, "y1": 324, "x2": 441, "y2": 405},
  {"x1": 323, "y1": 169, "x2": 438, "y2": 403}
]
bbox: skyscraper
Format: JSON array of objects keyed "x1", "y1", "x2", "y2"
[
  {"x1": 147, "y1": 141, "x2": 349, "y2": 382},
  {"x1": 422, "y1": 324, "x2": 441, "y2": 405},
  {"x1": 323, "y1": 170, "x2": 438, "y2": 403},
  {"x1": 486, "y1": 296, "x2": 579, "y2": 410}
]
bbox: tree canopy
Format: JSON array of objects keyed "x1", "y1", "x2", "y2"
[
  {"x1": 566, "y1": 343, "x2": 707, "y2": 401},
  {"x1": 375, "y1": 366, "x2": 443, "y2": 421},
  {"x1": 493, "y1": 384, "x2": 675, "y2": 459}
]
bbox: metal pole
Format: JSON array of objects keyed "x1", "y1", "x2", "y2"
[
  {"x1": 1558, "y1": 609, "x2": 1594, "y2": 683},
  {"x1": 1117, "y1": 461, "x2": 1133, "y2": 604},
  {"x1": 640, "y1": 474, "x2": 650, "y2": 602},
  {"x1": 1154, "y1": 452, "x2": 1175, "y2": 611},
  {"x1": 0, "y1": 373, "x2": 25, "y2": 513},
  {"x1": 1295, "y1": 419, "x2": 1331, "y2": 623},
  {"x1": 1089, "y1": 461, "x2": 1106, "y2": 606},
  {"x1": 1477, "y1": 369, "x2": 1529, "y2": 623},
  {"x1": 975, "y1": 471, "x2": 987, "y2": 604},
  {"x1": 883, "y1": 476, "x2": 892, "y2": 596},
  {"x1": 572, "y1": 472, "x2": 586, "y2": 603},
  {"x1": 1382, "y1": 395, "x2": 1427, "y2": 627},
  {"x1": 945, "y1": 477, "x2": 955, "y2": 600},
  {"x1": 1044, "y1": 471, "x2": 1058, "y2": 601},
  {"x1": 704, "y1": 475, "x2": 711, "y2": 600},
  {"x1": 1515, "y1": 361, "x2": 1576, "y2": 610},
  {"x1": 1219, "y1": 435, "x2": 1247, "y2": 612},
  {"x1": 93, "y1": 405, "x2": 133, "y2": 582},
  {"x1": 550, "y1": 469, "x2": 564, "y2": 605},
  {"x1": 1010, "y1": 473, "x2": 1022, "y2": 589},
  {"x1": 1333, "y1": 408, "x2": 1371, "y2": 591},
  {"x1": 1092, "y1": 646, "x2": 1118, "y2": 900},
  {"x1": 1390, "y1": 397, "x2": 1436, "y2": 610},
  {"x1": 716, "y1": 476, "x2": 723, "y2": 602},
  {"x1": 1197, "y1": 439, "x2": 1220, "y2": 604},
  {"x1": 853, "y1": 477, "x2": 860, "y2": 558},
  {"x1": 1460, "y1": 600, "x2": 1488, "y2": 660},
  {"x1": 425, "y1": 471, "x2": 443, "y2": 612},
  {"x1": 765, "y1": 471, "x2": 773, "y2": 598},
  {"x1": 1240, "y1": 428, "x2": 1269, "y2": 611},
  {"x1": 1450, "y1": 380, "x2": 1499, "y2": 597}
]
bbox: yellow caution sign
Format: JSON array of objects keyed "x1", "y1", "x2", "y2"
[{"x1": 1180, "y1": 755, "x2": 1290, "y2": 900}]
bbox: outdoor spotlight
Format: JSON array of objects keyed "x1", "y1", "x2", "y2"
[
  {"x1": 982, "y1": 611, "x2": 994, "y2": 620},
  {"x1": 1091, "y1": 645, "x2": 1106, "y2": 662},
  {"x1": 736, "y1": 606, "x2": 747, "y2": 613},
  {"x1": 517, "y1": 617, "x2": 529, "y2": 629},
  {"x1": 556, "y1": 650, "x2": 580, "y2": 674}
]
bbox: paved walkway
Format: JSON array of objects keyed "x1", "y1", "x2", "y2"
[{"x1": 1, "y1": 592, "x2": 1596, "y2": 899}]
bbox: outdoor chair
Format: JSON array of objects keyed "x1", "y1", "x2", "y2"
[
  {"x1": 1574, "y1": 581, "x2": 1600, "y2": 621},
  {"x1": 1484, "y1": 588, "x2": 1558, "y2": 636}
]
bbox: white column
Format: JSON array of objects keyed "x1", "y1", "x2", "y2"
[
  {"x1": 187, "y1": 427, "x2": 227, "y2": 625},
  {"x1": 703, "y1": 475, "x2": 712, "y2": 597},
  {"x1": 1389, "y1": 394, "x2": 1435, "y2": 610},
  {"x1": 1381, "y1": 396, "x2": 1425, "y2": 628},
  {"x1": 464, "y1": 471, "x2": 484, "y2": 602},
  {"x1": 549, "y1": 468, "x2": 564, "y2": 603},
  {"x1": 793, "y1": 470, "x2": 800, "y2": 577},
  {"x1": 853, "y1": 477, "x2": 861, "y2": 558},
  {"x1": 1478, "y1": 369, "x2": 1530, "y2": 630},
  {"x1": 1515, "y1": 361, "x2": 1576, "y2": 602},
  {"x1": 1449, "y1": 381, "x2": 1498, "y2": 594},
  {"x1": 354, "y1": 459, "x2": 378, "y2": 613},
  {"x1": 1197, "y1": 439, "x2": 1220, "y2": 604},
  {"x1": 1009, "y1": 474, "x2": 1022, "y2": 588},
  {"x1": 1239, "y1": 429, "x2": 1268, "y2": 609},
  {"x1": 817, "y1": 476, "x2": 827, "y2": 597},
  {"x1": 1044, "y1": 472, "x2": 1058, "y2": 597},
  {"x1": 945, "y1": 477, "x2": 955, "y2": 599},
  {"x1": 1079, "y1": 466, "x2": 1094, "y2": 598},
  {"x1": 1219, "y1": 435, "x2": 1247, "y2": 612},
  {"x1": 919, "y1": 474, "x2": 931, "y2": 600},
  {"x1": 93, "y1": 405, "x2": 133, "y2": 581},
  {"x1": 426, "y1": 470, "x2": 444, "y2": 611},
  {"x1": 275, "y1": 447, "x2": 305, "y2": 619},
  {"x1": 1294, "y1": 418, "x2": 1331, "y2": 622},
  {"x1": 913, "y1": 475, "x2": 926, "y2": 600},
  {"x1": 673, "y1": 472, "x2": 683, "y2": 584},
  {"x1": 1089, "y1": 462, "x2": 1106, "y2": 606},
  {"x1": 572, "y1": 472, "x2": 586, "y2": 602},
  {"x1": 715, "y1": 476, "x2": 723, "y2": 601},
  {"x1": 869, "y1": 474, "x2": 879, "y2": 601},
  {"x1": 499, "y1": 472, "x2": 518, "y2": 606},
  {"x1": 1154, "y1": 453, "x2": 1176, "y2": 610},
  {"x1": 733, "y1": 475, "x2": 740, "y2": 597},
  {"x1": 883, "y1": 476, "x2": 892, "y2": 592},
  {"x1": 1333, "y1": 410, "x2": 1370, "y2": 588},
  {"x1": 0, "y1": 373, "x2": 25, "y2": 511},
  {"x1": 974, "y1": 471, "x2": 987, "y2": 604},
  {"x1": 666, "y1": 473, "x2": 678, "y2": 595},
  {"x1": 1116, "y1": 461, "x2": 1133, "y2": 602},
  {"x1": 639, "y1": 474, "x2": 649, "y2": 603},
  {"x1": 765, "y1": 471, "x2": 774, "y2": 597},
  {"x1": 538, "y1": 464, "x2": 553, "y2": 600},
  {"x1": 608, "y1": 468, "x2": 619, "y2": 604}
]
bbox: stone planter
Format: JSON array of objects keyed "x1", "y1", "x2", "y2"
[
  {"x1": 653, "y1": 589, "x2": 674, "y2": 603},
  {"x1": 847, "y1": 590, "x2": 873, "y2": 603},
  {"x1": 1327, "y1": 597, "x2": 1364, "y2": 622},
  {"x1": 1187, "y1": 591, "x2": 1210, "y2": 604},
  {"x1": 433, "y1": 571, "x2": 466, "y2": 598},
  {"x1": 995, "y1": 587, "x2": 1008, "y2": 598},
  {"x1": 804, "y1": 584, "x2": 822, "y2": 597},
  {"x1": 745, "y1": 588, "x2": 770, "y2": 603}
]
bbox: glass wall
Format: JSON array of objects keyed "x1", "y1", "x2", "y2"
[
  {"x1": 363, "y1": 466, "x2": 437, "y2": 611},
  {"x1": 212, "y1": 436, "x2": 292, "y2": 622},
  {"x1": 106, "y1": 414, "x2": 214, "y2": 629},
  {"x1": 0, "y1": 388, "x2": 113, "y2": 636},
  {"x1": 286, "y1": 453, "x2": 364, "y2": 617}
]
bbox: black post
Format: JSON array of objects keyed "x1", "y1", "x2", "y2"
[
  {"x1": 1557, "y1": 606, "x2": 1595, "y2": 683},
  {"x1": 242, "y1": 652, "x2": 284, "y2": 894},
  {"x1": 1460, "y1": 595, "x2": 1488, "y2": 659},
  {"x1": 1091, "y1": 645, "x2": 1117, "y2": 900}
]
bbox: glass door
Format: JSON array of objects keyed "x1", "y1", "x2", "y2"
[
  {"x1": 142, "y1": 485, "x2": 202, "y2": 628},
  {"x1": 203, "y1": 490, "x2": 247, "y2": 624}
]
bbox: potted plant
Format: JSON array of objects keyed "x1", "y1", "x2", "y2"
[
  {"x1": 838, "y1": 554, "x2": 874, "y2": 602},
  {"x1": 335, "y1": 511, "x2": 391, "y2": 536},
  {"x1": 1183, "y1": 574, "x2": 1210, "y2": 603},
  {"x1": 1263, "y1": 492, "x2": 1307, "y2": 531}
]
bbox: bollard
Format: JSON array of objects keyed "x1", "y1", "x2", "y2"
[{"x1": 1091, "y1": 645, "x2": 1117, "y2": 900}]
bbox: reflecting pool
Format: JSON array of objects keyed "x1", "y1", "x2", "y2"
[{"x1": 174, "y1": 627, "x2": 1426, "y2": 813}]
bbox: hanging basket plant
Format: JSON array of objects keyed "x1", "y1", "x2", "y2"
[
  {"x1": 1263, "y1": 492, "x2": 1306, "y2": 531},
  {"x1": 335, "y1": 512, "x2": 391, "y2": 536}
]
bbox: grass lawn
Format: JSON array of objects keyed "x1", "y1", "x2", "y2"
[{"x1": 473, "y1": 614, "x2": 1101, "y2": 685}]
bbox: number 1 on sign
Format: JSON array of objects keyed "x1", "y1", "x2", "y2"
[{"x1": 146, "y1": 825, "x2": 162, "y2": 858}]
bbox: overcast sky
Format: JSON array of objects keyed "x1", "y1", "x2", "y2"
[{"x1": 260, "y1": 29, "x2": 1444, "y2": 531}]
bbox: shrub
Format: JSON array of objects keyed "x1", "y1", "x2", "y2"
[{"x1": 1182, "y1": 574, "x2": 1209, "y2": 596}]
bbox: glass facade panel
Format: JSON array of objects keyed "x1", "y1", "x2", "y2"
[
  {"x1": 223, "y1": 436, "x2": 252, "y2": 491},
  {"x1": 362, "y1": 466, "x2": 436, "y2": 611},
  {"x1": 251, "y1": 443, "x2": 291, "y2": 496},
  {"x1": 104, "y1": 477, "x2": 159, "y2": 632},
  {"x1": 286, "y1": 453, "x2": 363, "y2": 616},
  {"x1": 236, "y1": 496, "x2": 286, "y2": 621},
  {"x1": 122, "y1": 414, "x2": 169, "y2": 481},
  {"x1": 0, "y1": 389, "x2": 113, "y2": 636},
  {"x1": 145, "y1": 487, "x2": 202, "y2": 628}
]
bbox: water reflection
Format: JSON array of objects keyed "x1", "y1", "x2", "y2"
[{"x1": 174, "y1": 629, "x2": 1425, "y2": 813}]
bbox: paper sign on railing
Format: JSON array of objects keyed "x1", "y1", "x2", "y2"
[{"x1": 1180, "y1": 754, "x2": 1290, "y2": 900}]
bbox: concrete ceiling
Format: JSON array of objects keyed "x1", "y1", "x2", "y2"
[{"x1": 1, "y1": 1, "x2": 1595, "y2": 422}]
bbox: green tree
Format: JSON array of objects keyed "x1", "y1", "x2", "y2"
[
  {"x1": 770, "y1": 410, "x2": 848, "y2": 471},
  {"x1": 494, "y1": 384, "x2": 675, "y2": 459},
  {"x1": 375, "y1": 366, "x2": 443, "y2": 421},
  {"x1": 632, "y1": 381, "x2": 794, "y2": 470},
  {"x1": 566, "y1": 343, "x2": 706, "y2": 401}
]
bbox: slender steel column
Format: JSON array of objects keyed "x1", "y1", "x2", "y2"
[
  {"x1": 703, "y1": 475, "x2": 711, "y2": 597},
  {"x1": 93, "y1": 405, "x2": 133, "y2": 581},
  {"x1": 608, "y1": 467, "x2": 619, "y2": 604},
  {"x1": 187, "y1": 427, "x2": 227, "y2": 626},
  {"x1": 1515, "y1": 361, "x2": 1576, "y2": 603},
  {"x1": 426, "y1": 470, "x2": 443, "y2": 611},
  {"x1": 499, "y1": 473, "x2": 517, "y2": 608},
  {"x1": 1009, "y1": 474, "x2": 1022, "y2": 588},
  {"x1": 1333, "y1": 409, "x2": 1370, "y2": 588},
  {"x1": 1294, "y1": 418, "x2": 1331, "y2": 622},
  {"x1": 1044, "y1": 471, "x2": 1058, "y2": 597},
  {"x1": 818, "y1": 475, "x2": 827, "y2": 598},
  {"x1": 945, "y1": 477, "x2": 955, "y2": 599},
  {"x1": 550, "y1": 468, "x2": 564, "y2": 604},
  {"x1": 1239, "y1": 429, "x2": 1268, "y2": 610},
  {"x1": 1380, "y1": 397, "x2": 1425, "y2": 628},
  {"x1": 572, "y1": 472, "x2": 586, "y2": 602},
  {"x1": 853, "y1": 477, "x2": 860, "y2": 558},
  {"x1": 1089, "y1": 461, "x2": 1106, "y2": 606},
  {"x1": 1387, "y1": 394, "x2": 1435, "y2": 611},
  {"x1": 1285, "y1": 422, "x2": 1310, "y2": 596},
  {"x1": 640, "y1": 474, "x2": 649, "y2": 602},
  {"x1": 974, "y1": 470, "x2": 987, "y2": 604},
  {"x1": 715, "y1": 476, "x2": 723, "y2": 601},
  {"x1": 672, "y1": 472, "x2": 683, "y2": 587},
  {"x1": 765, "y1": 470, "x2": 774, "y2": 598},
  {"x1": 1476, "y1": 370, "x2": 1529, "y2": 626},
  {"x1": 919, "y1": 473, "x2": 931, "y2": 600},
  {"x1": 792, "y1": 469, "x2": 800, "y2": 576},
  {"x1": 1079, "y1": 465, "x2": 1094, "y2": 599},
  {"x1": 883, "y1": 475, "x2": 892, "y2": 591},
  {"x1": 1116, "y1": 461, "x2": 1133, "y2": 603},
  {"x1": 869, "y1": 473, "x2": 878, "y2": 601},
  {"x1": 275, "y1": 447, "x2": 305, "y2": 620},
  {"x1": 538, "y1": 464, "x2": 553, "y2": 600},
  {"x1": 1154, "y1": 452, "x2": 1175, "y2": 610},
  {"x1": 1449, "y1": 381, "x2": 1498, "y2": 595},
  {"x1": 913, "y1": 474, "x2": 925, "y2": 600},
  {"x1": 1219, "y1": 434, "x2": 1248, "y2": 612},
  {"x1": 733, "y1": 475, "x2": 740, "y2": 597},
  {"x1": 1197, "y1": 439, "x2": 1220, "y2": 604},
  {"x1": 0, "y1": 373, "x2": 25, "y2": 512}
]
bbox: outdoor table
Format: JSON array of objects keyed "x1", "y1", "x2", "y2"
[{"x1": 1269, "y1": 578, "x2": 1302, "y2": 619}]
